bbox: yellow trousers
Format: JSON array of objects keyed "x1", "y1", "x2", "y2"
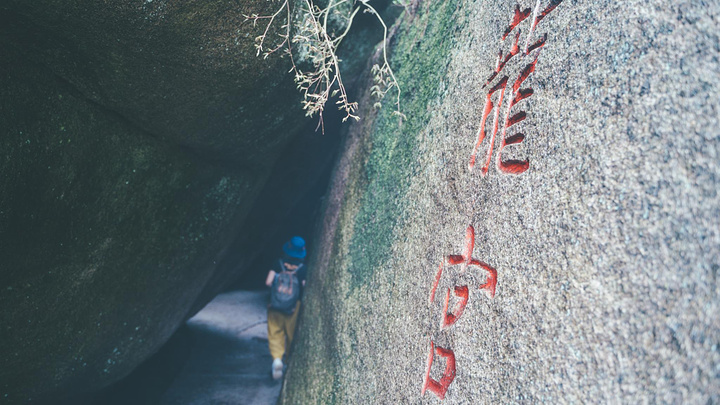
[{"x1": 267, "y1": 301, "x2": 300, "y2": 360}]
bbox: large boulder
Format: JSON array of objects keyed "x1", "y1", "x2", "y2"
[
  {"x1": 282, "y1": 0, "x2": 719, "y2": 403},
  {"x1": 0, "y1": 0, "x2": 314, "y2": 402},
  {"x1": 1, "y1": 0, "x2": 302, "y2": 162}
]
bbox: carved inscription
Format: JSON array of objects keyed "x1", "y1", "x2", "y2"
[
  {"x1": 429, "y1": 226, "x2": 498, "y2": 308},
  {"x1": 422, "y1": 341, "x2": 457, "y2": 400},
  {"x1": 469, "y1": 0, "x2": 563, "y2": 176},
  {"x1": 419, "y1": 1, "x2": 564, "y2": 399},
  {"x1": 441, "y1": 285, "x2": 468, "y2": 329},
  {"x1": 422, "y1": 226, "x2": 497, "y2": 400}
]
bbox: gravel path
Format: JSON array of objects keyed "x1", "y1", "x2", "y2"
[{"x1": 158, "y1": 290, "x2": 281, "y2": 405}]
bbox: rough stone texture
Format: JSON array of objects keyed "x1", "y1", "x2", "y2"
[
  {"x1": 0, "y1": 0, "x2": 400, "y2": 400},
  {"x1": 0, "y1": 0, "x2": 318, "y2": 403},
  {"x1": 0, "y1": 0, "x2": 302, "y2": 163},
  {"x1": 1, "y1": 42, "x2": 253, "y2": 404},
  {"x1": 282, "y1": 0, "x2": 720, "y2": 403}
]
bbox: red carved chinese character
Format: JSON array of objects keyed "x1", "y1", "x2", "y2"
[
  {"x1": 429, "y1": 226, "x2": 497, "y2": 314},
  {"x1": 442, "y1": 285, "x2": 469, "y2": 328},
  {"x1": 470, "y1": 0, "x2": 563, "y2": 176},
  {"x1": 470, "y1": 76, "x2": 508, "y2": 175},
  {"x1": 496, "y1": 53, "x2": 540, "y2": 174},
  {"x1": 502, "y1": 4, "x2": 532, "y2": 41},
  {"x1": 470, "y1": 258, "x2": 498, "y2": 298},
  {"x1": 422, "y1": 341, "x2": 456, "y2": 400}
]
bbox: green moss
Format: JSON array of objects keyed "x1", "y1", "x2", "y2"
[
  {"x1": 282, "y1": 1, "x2": 463, "y2": 403},
  {"x1": 345, "y1": 0, "x2": 460, "y2": 292}
]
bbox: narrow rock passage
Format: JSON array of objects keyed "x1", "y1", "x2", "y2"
[{"x1": 158, "y1": 290, "x2": 281, "y2": 405}]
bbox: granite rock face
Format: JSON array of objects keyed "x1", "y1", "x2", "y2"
[
  {"x1": 0, "y1": 0, "x2": 319, "y2": 403},
  {"x1": 282, "y1": 0, "x2": 720, "y2": 403},
  {"x1": 0, "y1": 0, "x2": 302, "y2": 163}
]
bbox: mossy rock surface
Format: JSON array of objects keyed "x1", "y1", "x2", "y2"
[{"x1": 282, "y1": 0, "x2": 720, "y2": 403}]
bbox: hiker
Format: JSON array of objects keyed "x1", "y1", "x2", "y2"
[{"x1": 265, "y1": 236, "x2": 307, "y2": 380}]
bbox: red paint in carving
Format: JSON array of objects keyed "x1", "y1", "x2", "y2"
[
  {"x1": 429, "y1": 262, "x2": 444, "y2": 304},
  {"x1": 435, "y1": 345, "x2": 457, "y2": 393},
  {"x1": 463, "y1": 226, "x2": 475, "y2": 267},
  {"x1": 504, "y1": 133, "x2": 525, "y2": 145},
  {"x1": 431, "y1": 227, "x2": 472, "y2": 303},
  {"x1": 447, "y1": 255, "x2": 464, "y2": 265},
  {"x1": 442, "y1": 285, "x2": 469, "y2": 328},
  {"x1": 481, "y1": 80, "x2": 507, "y2": 175},
  {"x1": 499, "y1": 102, "x2": 530, "y2": 174},
  {"x1": 485, "y1": 30, "x2": 522, "y2": 86},
  {"x1": 470, "y1": 259, "x2": 498, "y2": 298},
  {"x1": 422, "y1": 341, "x2": 435, "y2": 396},
  {"x1": 499, "y1": 158, "x2": 530, "y2": 174},
  {"x1": 513, "y1": 54, "x2": 540, "y2": 92},
  {"x1": 474, "y1": 1, "x2": 564, "y2": 177},
  {"x1": 502, "y1": 4, "x2": 532, "y2": 40},
  {"x1": 534, "y1": 0, "x2": 563, "y2": 28},
  {"x1": 470, "y1": 77, "x2": 508, "y2": 174},
  {"x1": 430, "y1": 227, "x2": 497, "y2": 313},
  {"x1": 524, "y1": 0, "x2": 563, "y2": 54},
  {"x1": 506, "y1": 111, "x2": 526, "y2": 127},
  {"x1": 526, "y1": 33, "x2": 547, "y2": 54},
  {"x1": 495, "y1": 53, "x2": 540, "y2": 175},
  {"x1": 511, "y1": 88, "x2": 534, "y2": 107},
  {"x1": 422, "y1": 341, "x2": 457, "y2": 400},
  {"x1": 469, "y1": 83, "x2": 495, "y2": 170},
  {"x1": 490, "y1": 0, "x2": 557, "y2": 86}
]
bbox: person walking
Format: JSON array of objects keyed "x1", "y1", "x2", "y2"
[{"x1": 265, "y1": 236, "x2": 307, "y2": 380}]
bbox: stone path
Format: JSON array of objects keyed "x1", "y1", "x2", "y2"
[{"x1": 158, "y1": 290, "x2": 281, "y2": 405}]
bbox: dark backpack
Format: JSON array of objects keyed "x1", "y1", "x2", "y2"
[{"x1": 270, "y1": 260, "x2": 302, "y2": 315}]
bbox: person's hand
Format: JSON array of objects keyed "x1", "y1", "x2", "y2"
[{"x1": 265, "y1": 270, "x2": 277, "y2": 287}]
